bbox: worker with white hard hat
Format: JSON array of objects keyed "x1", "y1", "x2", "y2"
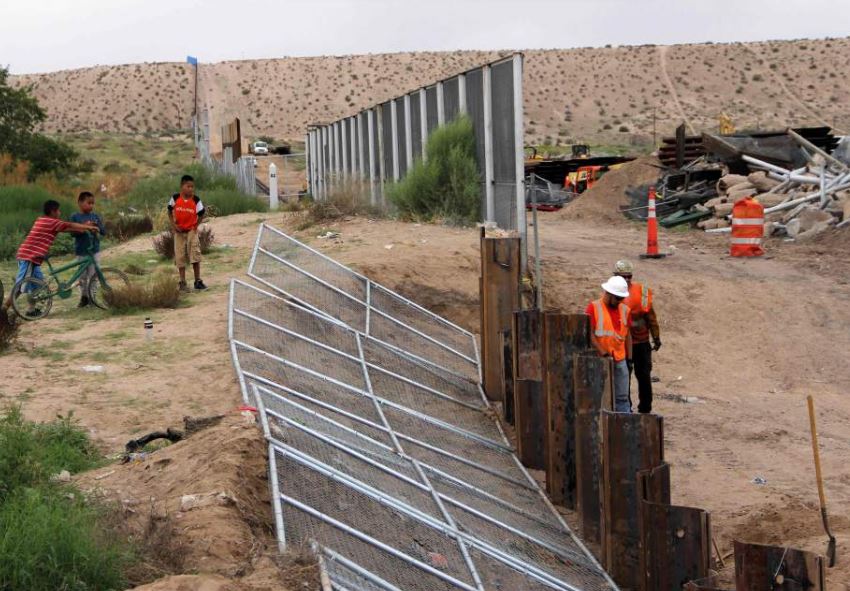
[
  {"x1": 585, "y1": 275, "x2": 632, "y2": 412},
  {"x1": 614, "y1": 259, "x2": 661, "y2": 413}
]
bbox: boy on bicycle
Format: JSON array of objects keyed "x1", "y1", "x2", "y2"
[
  {"x1": 2, "y1": 200, "x2": 97, "y2": 314},
  {"x1": 70, "y1": 191, "x2": 106, "y2": 307}
]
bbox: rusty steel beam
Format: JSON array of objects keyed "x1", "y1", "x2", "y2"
[
  {"x1": 543, "y1": 312, "x2": 590, "y2": 507},
  {"x1": 639, "y1": 502, "x2": 712, "y2": 590},
  {"x1": 734, "y1": 540, "x2": 825, "y2": 591},
  {"x1": 683, "y1": 577, "x2": 730, "y2": 591},
  {"x1": 601, "y1": 411, "x2": 664, "y2": 589},
  {"x1": 637, "y1": 462, "x2": 672, "y2": 506},
  {"x1": 479, "y1": 232, "x2": 520, "y2": 402},
  {"x1": 573, "y1": 353, "x2": 613, "y2": 546},
  {"x1": 501, "y1": 329, "x2": 514, "y2": 424},
  {"x1": 513, "y1": 309, "x2": 545, "y2": 469}
]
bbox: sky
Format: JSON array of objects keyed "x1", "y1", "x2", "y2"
[{"x1": 2, "y1": 0, "x2": 849, "y2": 74}]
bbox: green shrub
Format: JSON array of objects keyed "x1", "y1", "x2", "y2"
[
  {"x1": 0, "y1": 488, "x2": 129, "y2": 590},
  {"x1": 0, "y1": 408, "x2": 128, "y2": 590},
  {"x1": 105, "y1": 272, "x2": 181, "y2": 311},
  {"x1": 151, "y1": 225, "x2": 215, "y2": 259},
  {"x1": 0, "y1": 186, "x2": 76, "y2": 260},
  {"x1": 0, "y1": 408, "x2": 100, "y2": 500},
  {"x1": 388, "y1": 116, "x2": 480, "y2": 224}
]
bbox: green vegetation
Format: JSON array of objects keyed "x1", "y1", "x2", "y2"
[
  {"x1": 125, "y1": 163, "x2": 267, "y2": 219},
  {"x1": 0, "y1": 407, "x2": 129, "y2": 590},
  {"x1": 59, "y1": 131, "x2": 194, "y2": 178},
  {"x1": 104, "y1": 272, "x2": 181, "y2": 312},
  {"x1": 0, "y1": 67, "x2": 77, "y2": 179},
  {"x1": 388, "y1": 116, "x2": 480, "y2": 224},
  {"x1": 0, "y1": 185, "x2": 76, "y2": 260}
]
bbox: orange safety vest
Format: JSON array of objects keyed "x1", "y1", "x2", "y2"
[
  {"x1": 592, "y1": 299, "x2": 629, "y2": 362},
  {"x1": 624, "y1": 282, "x2": 653, "y2": 341},
  {"x1": 173, "y1": 195, "x2": 199, "y2": 231},
  {"x1": 731, "y1": 196, "x2": 765, "y2": 257}
]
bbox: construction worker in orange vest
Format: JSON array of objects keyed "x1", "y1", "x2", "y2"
[
  {"x1": 614, "y1": 260, "x2": 661, "y2": 413},
  {"x1": 585, "y1": 276, "x2": 632, "y2": 412}
]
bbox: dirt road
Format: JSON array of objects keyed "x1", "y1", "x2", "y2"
[{"x1": 3, "y1": 208, "x2": 848, "y2": 586}]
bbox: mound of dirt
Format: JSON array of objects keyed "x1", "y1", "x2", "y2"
[
  {"x1": 558, "y1": 156, "x2": 662, "y2": 225},
  {"x1": 75, "y1": 412, "x2": 318, "y2": 590}
]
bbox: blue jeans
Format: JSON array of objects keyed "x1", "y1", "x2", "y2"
[
  {"x1": 15, "y1": 260, "x2": 44, "y2": 292},
  {"x1": 613, "y1": 359, "x2": 632, "y2": 413}
]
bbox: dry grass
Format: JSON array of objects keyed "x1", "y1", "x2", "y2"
[
  {"x1": 298, "y1": 180, "x2": 382, "y2": 230},
  {"x1": 104, "y1": 273, "x2": 181, "y2": 311},
  {"x1": 151, "y1": 225, "x2": 215, "y2": 259},
  {"x1": 104, "y1": 214, "x2": 153, "y2": 242},
  {"x1": 0, "y1": 309, "x2": 19, "y2": 353},
  {"x1": 122, "y1": 507, "x2": 191, "y2": 587}
]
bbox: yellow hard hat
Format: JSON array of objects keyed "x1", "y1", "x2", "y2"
[{"x1": 614, "y1": 260, "x2": 634, "y2": 275}]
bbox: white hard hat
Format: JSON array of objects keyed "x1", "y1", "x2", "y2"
[{"x1": 601, "y1": 276, "x2": 630, "y2": 298}]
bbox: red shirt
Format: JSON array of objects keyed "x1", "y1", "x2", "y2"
[
  {"x1": 585, "y1": 300, "x2": 630, "y2": 336},
  {"x1": 16, "y1": 217, "x2": 70, "y2": 264}
]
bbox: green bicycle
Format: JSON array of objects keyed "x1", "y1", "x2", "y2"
[{"x1": 10, "y1": 247, "x2": 130, "y2": 320}]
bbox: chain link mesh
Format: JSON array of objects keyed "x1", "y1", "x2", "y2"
[{"x1": 229, "y1": 226, "x2": 619, "y2": 590}]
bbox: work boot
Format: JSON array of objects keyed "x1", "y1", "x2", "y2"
[
  {"x1": 178, "y1": 281, "x2": 191, "y2": 293},
  {"x1": 194, "y1": 279, "x2": 208, "y2": 291},
  {"x1": 78, "y1": 295, "x2": 89, "y2": 308}
]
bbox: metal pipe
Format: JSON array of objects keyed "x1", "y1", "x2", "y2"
[
  {"x1": 266, "y1": 444, "x2": 287, "y2": 553},
  {"x1": 788, "y1": 128, "x2": 849, "y2": 172},
  {"x1": 322, "y1": 547, "x2": 406, "y2": 591}
]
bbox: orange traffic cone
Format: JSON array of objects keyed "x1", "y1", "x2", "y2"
[{"x1": 640, "y1": 186, "x2": 667, "y2": 259}]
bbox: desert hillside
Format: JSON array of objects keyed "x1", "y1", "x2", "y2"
[{"x1": 11, "y1": 37, "x2": 850, "y2": 146}]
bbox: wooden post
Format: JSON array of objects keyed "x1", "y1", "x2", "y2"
[
  {"x1": 512, "y1": 308, "x2": 544, "y2": 469},
  {"x1": 479, "y1": 233, "x2": 520, "y2": 402},
  {"x1": 734, "y1": 541, "x2": 825, "y2": 591},
  {"x1": 543, "y1": 312, "x2": 590, "y2": 507},
  {"x1": 600, "y1": 411, "x2": 664, "y2": 589},
  {"x1": 573, "y1": 352, "x2": 613, "y2": 546}
]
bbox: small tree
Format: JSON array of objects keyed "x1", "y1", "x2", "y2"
[
  {"x1": 388, "y1": 115, "x2": 480, "y2": 224},
  {"x1": 0, "y1": 67, "x2": 77, "y2": 179}
]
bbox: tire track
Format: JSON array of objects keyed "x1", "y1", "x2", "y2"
[{"x1": 657, "y1": 45, "x2": 695, "y2": 134}]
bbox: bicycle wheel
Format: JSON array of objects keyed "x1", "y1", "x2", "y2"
[
  {"x1": 11, "y1": 277, "x2": 54, "y2": 321},
  {"x1": 87, "y1": 267, "x2": 131, "y2": 310}
]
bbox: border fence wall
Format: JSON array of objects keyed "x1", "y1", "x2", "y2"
[{"x1": 305, "y1": 54, "x2": 525, "y2": 236}]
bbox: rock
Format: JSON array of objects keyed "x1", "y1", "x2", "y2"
[
  {"x1": 748, "y1": 171, "x2": 781, "y2": 192},
  {"x1": 755, "y1": 192, "x2": 788, "y2": 208},
  {"x1": 727, "y1": 183, "x2": 757, "y2": 201},
  {"x1": 51, "y1": 470, "x2": 72, "y2": 483},
  {"x1": 796, "y1": 219, "x2": 835, "y2": 241},
  {"x1": 717, "y1": 174, "x2": 749, "y2": 192},
  {"x1": 786, "y1": 218, "x2": 801, "y2": 238},
  {"x1": 698, "y1": 218, "x2": 729, "y2": 230},
  {"x1": 796, "y1": 205, "x2": 834, "y2": 231},
  {"x1": 179, "y1": 491, "x2": 235, "y2": 512},
  {"x1": 713, "y1": 203, "x2": 734, "y2": 217}
]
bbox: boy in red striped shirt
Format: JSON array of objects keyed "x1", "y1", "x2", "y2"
[{"x1": 2, "y1": 200, "x2": 97, "y2": 313}]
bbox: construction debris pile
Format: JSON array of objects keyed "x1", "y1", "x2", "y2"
[{"x1": 626, "y1": 126, "x2": 850, "y2": 241}]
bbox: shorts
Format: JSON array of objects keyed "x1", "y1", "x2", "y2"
[
  {"x1": 174, "y1": 228, "x2": 202, "y2": 267},
  {"x1": 15, "y1": 260, "x2": 44, "y2": 292}
]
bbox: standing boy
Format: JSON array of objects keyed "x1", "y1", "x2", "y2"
[
  {"x1": 2, "y1": 200, "x2": 97, "y2": 313},
  {"x1": 70, "y1": 191, "x2": 106, "y2": 307},
  {"x1": 167, "y1": 174, "x2": 207, "y2": 292}
]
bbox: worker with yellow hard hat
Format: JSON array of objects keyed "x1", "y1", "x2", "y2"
[{"x1": 614, "y1": 260, "x2": 661, "y2": 413}]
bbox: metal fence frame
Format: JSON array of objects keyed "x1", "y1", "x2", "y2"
[
  {"x1": 226, "y1": 223, "x2": 620, "y2": 591},
  {"x1": 305, "y1": 55, "x2": 525, "y2": 238}
]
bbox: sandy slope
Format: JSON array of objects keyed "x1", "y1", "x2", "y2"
[
  {"x1": 2, "y1": 206, "x2": 849, "y2": 587},
  {"x1": 11, "y1": 37, "x2": 850, "y2": 145}
]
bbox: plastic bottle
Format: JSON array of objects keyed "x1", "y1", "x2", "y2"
[{"x1": 144, "y1": 317, "x2": 153, "y2": 341}]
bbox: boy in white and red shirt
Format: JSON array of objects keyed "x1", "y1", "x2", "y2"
[
  {"x1": 3, "y1": 199, "x2": 97, "y2": 314},
  {"x1": 167, "y1": 174, "x2": 207, "y2": 292}
]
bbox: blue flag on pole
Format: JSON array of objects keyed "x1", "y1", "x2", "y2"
[{"x1": 186, "y1": 56, "x2": 198, "y2": 66}]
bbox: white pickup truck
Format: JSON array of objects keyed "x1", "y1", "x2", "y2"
[{"x1": 250, "y1": 140, "x2": 269, "y2": 155}]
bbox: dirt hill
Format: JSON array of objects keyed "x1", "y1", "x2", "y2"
[{"x1": 10, "y1": 37, "x2": 850, "y2": 145}]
